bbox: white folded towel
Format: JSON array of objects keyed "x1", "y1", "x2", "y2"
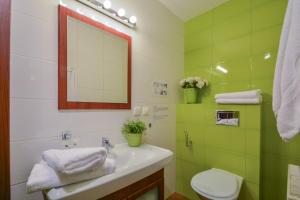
[
  {"x1": 215, "y1": 89, "x2": 261, "y2": 99},
  {"x1": 42, "y1": 147, "x2": 107, "y2": 175},
  {"x1": 26, "y1": 159, "x2": 116, "y2": 193},
  {"x1": 216, "y1": 95, "x2": 262, "y2": 104},
  {"x1": 273, "y1": 0, "x2": 300, "y2": 140}
]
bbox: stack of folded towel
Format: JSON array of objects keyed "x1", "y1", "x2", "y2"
[
  {"x1": 215, "y1": 89, "x2": 263, "y2": 104},
  {"x1": 26, "y1": 147, "x2": 116, "y2": 193}
]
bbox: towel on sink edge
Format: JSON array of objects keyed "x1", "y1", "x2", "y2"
[
  {"x1": 26, "y1": 159, "x2": 116, "y2": 193},
  {"x1": 42, "y1": 147, "x2": 107, "y2": 175}
]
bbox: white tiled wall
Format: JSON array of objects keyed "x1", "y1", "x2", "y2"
[{"x1": 10, "y1": 0, "x2": 183, "y2": 199}]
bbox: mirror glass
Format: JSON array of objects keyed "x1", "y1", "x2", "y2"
[{"x1": 67, "y1": 16, "x2": 129, "y2": 103}]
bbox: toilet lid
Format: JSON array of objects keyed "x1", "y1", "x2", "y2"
[{"x1": 191, "y1": 169, "x2": 238, "y2": 198}]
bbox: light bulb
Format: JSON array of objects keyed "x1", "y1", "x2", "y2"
[
  {"x1": 117, "y1": 8, "x2": 126, "y2": 17},
  {"x1": 103, "y1": 0, "x2": 111, "y2": 9},
  {"x1": 129, "y1": 16, "x2": 137, "y2": 24}
]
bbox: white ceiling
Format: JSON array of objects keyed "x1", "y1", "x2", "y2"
[{"x1": 157, "y1": 0, "x2": 230, "y2": 21}]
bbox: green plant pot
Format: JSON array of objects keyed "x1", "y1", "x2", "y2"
[
  {"x1": 126, "y1": 133, "x2": 143, "y2": 147},
  {"x1": 184, "y1": 88, "x2": 199, "y2": 104}
]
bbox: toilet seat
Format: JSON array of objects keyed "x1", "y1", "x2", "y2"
[{"x1": 191, "y1": 168, "x2": 243, "y2": 200}]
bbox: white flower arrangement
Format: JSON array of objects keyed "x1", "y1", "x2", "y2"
[{"x1": 180, "y1": 77, "x2": 208, "y2": 89}]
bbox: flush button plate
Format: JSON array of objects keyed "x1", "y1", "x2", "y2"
[{"x1": 216, "y1": 110, "x2": 239, "y2": 126}]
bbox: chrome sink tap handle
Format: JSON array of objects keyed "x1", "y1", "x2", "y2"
[{"x1": 102, "y1": 137, "x2": 114, "y2": 152}]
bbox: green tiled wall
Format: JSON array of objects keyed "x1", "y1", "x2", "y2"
[
  {"x1": 176, "y1": 104, "x2": 261, "y2": 200},
  {"x1": 177, "y1": 0, "x2": 300, "y2": 199}
]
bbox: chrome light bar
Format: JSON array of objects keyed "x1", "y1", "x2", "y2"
[{"x1": 75, "y1": 0, "x2": 137, "y2": 28}]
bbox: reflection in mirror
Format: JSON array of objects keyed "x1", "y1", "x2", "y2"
[{"x1": 67, "y1": 16, "x2": 128, "y2": 103}]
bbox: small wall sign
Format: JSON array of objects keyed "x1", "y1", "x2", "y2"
[{"x1": 153, "y1": 81, "x2": 168, "y2": 96}]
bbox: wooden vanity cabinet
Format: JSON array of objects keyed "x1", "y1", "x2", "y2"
[{"x1": 99, "y1": 169, "x2": 164, "y2": 200}]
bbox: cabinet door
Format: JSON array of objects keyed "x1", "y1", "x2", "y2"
[
  {"x1": 136, "y1": 187, "x2": 159, "y2": 200},
  {"x1": 127, "y1": 178, "x2": 164, "y2": 200},
  {"x1": 99, "y1": 169, "x2": 164, "y2": 200}
]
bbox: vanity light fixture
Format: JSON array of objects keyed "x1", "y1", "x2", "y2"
[
  {"x1": 103, "y1": 0, "x2": 111, "y2": 9},
  {"x1": 76, "y1": 0, "x2": 137, "y2": 28},
  {"x1": 117, "y1": 8, "x2": 126, "y2": 17},
  {"x1": 129, "y1": 16, "x2": 137, "y2": 24}
]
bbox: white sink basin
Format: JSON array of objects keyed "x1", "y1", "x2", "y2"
[{"x1": 46, "y1": 143, "x2": 173, "y2": 200}]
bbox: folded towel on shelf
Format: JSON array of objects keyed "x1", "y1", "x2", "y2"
[
  {"x1": 215, "y1": 89, "x2": 261, "y2": 99},
  {"x1": 42, "y1": 147, "x2": 107, "y2": 175},
  {"x1": 216, "y1": 95, "x2": 262, "y2": 104},
  {"x1": 26, "y1": 159, "x2": 116, "y2": 193}
]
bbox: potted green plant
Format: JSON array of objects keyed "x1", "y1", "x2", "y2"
[
  {"x1": 180, "y1": 77, "x2": 208, "y2": 104},
  {"x1": 122, "y1": 120, "x2": 147, "y2": 147}
]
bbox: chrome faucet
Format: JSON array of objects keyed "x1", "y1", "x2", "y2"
[{"x1": 102, "y1": 137, "x2": 114, "y2": 152}]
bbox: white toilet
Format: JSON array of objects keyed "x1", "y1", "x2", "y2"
[{"x1": 191, "y1": 168, "x2": 243, "y2": 200}]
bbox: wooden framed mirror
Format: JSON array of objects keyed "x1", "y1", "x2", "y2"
[{"x1": 58, "y1": 6, "x2": 131, "y2": 109}]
